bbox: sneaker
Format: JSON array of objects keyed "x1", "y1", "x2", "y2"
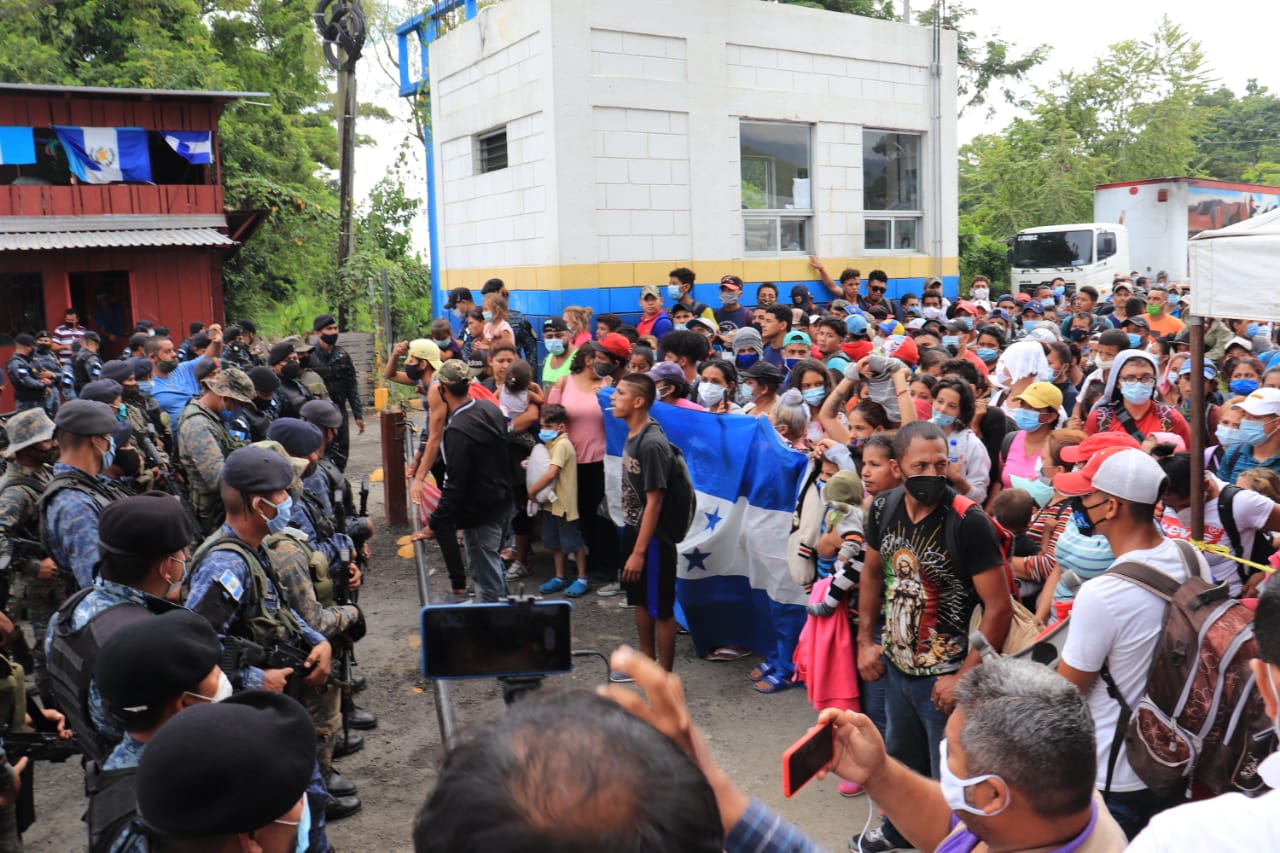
[
  {"x1": 539, "y1": 577, "x2": 570, "y2": 594},
  {"x1": 618, "y1": 596, "x2": 630, "y2": 609},
  {"x1": 564, "y1": 578, "x2": 590, "y2": 598},
  {"x1": 838, "y1": 779, "x2": 864, "y2": 798},
  {"x1": 596, "y1": 581, "x2": 624, "y2": 597},
  {"x1": 505, "y1": 561, "x2": 531, "y2": 581},
  {"x1": 608, "y1": 670, "x2": 634, "y2": 683},
  {"x1": 442, "y1": 591, "x2": 472, "y2": 605},
  {"x1": 849, "y1": 828, "x2": 903, "y2": 853}
]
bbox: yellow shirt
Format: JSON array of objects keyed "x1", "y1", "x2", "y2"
[{"x1": 545, "y1": 434, "x2": 579, "y2": 521}]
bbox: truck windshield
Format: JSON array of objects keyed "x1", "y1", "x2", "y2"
[{"x1": 1013, "y1": 230, "x2": 1094, "y2": 268}]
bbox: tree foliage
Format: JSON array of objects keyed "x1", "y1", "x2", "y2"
[{"x1": 1196, "y1": 81, "x2": 1280, "y2": 182}]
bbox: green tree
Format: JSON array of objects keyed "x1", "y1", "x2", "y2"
[{"x1": 1196, "y1": 81, "x2": 1280, "y2": 182}]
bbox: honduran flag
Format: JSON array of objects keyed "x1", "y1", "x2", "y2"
[
  {"x1": 599, "y1": 390, "x2": 809, "y2": 657},
  {"x1": 53, "y1": 126, "x2": 152, "y2": 184},
  {"x1": 0, "y1": 127, "x2": 36, "y2": 165},
  {"x1": 162, "y1": 131, "x2": 213, "y2": 165}
]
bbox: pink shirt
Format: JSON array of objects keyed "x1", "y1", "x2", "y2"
[
  {"x1": 549, "y1": 375, "x2": 607, "y2": 463},
  {"x1": 483, "y1": 319, "x2": 513, "y2": 344},
  {"x1": 671, "y1": 398, "x2": 706, "y2": 412},
  {"x1": 1001, "y1": 429, "x2": 1041, "y2": 488}
]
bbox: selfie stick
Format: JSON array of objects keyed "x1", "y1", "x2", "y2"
[{"x1": 404, "y1": 418, "x2": 461, "y2": 750}]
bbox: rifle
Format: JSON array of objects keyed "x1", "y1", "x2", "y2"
[
  {"x1": 0, "y1": 538, "x2": 43, "y2": 577},
  {"x1": 0, "y1": 729, "x2": 80, "y2": 763},
  {"x1": 221, "y1": 635, "x2": 343, "y2": 698},
  {"x1": 138, "y1": 434, "x2": 202, "y2": 538},
  {"x1": 334, "y1": 547, "x2": 357, "y2": 746}
]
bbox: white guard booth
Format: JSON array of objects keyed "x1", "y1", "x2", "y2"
[{"x1": 1188, "y1": 208, "x2": 1280, "y2": 321}]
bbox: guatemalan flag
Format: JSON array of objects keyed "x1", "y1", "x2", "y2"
[
  {"x1": 53, "y1": 126, "x2": 152, "y2": 184},
  {"x1": 600, "y1": 391, "x2": 809, "y2": 658},
  {"x1": 162, "y1": 131, "x2": 213, "y2": 165},
  {"x1": 0, "y1": 127, "x2": 36, "y2": 165}
]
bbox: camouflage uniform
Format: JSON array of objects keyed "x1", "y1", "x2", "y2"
[
  {"x1": 0, "y1": 655, "x2": 31, "y2": 852},
  {"x1": 176, "y1": 402, "x2": 241, "y2": 535},
  {"x1": 0, "y1": 460, "x2": 58, "y2": 702},
  {"x1": 32, "y1": 349, "x2": 62, "y2": 418},
  {"x1": 40, "y1": 463, "x2": 130, "y2": 589}
]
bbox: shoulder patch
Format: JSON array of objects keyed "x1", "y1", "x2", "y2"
[{"x1": 217, "y1": 569, "x2": 244, "y2": 602}]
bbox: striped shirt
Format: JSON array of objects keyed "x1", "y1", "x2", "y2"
[
  {"x1": 725, "y1": 798, "x2": 823, "y2": 853},
  {"x1": 52, "y1": 323, "x2": 86, "y2": 366}
]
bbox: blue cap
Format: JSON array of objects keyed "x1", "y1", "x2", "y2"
[
  {"x1": 1021, "y1": 301, "x2": 1044, "y2": 315},
  {"x1": 1177, "y1": 361, "x2": 1217, "y2": 380},
  {"x1": 845, "y1": 314, "x2": 869, "y2": 336},
  {"x1": 782, "y1": 330, "x2": 812, "y2": 347}
]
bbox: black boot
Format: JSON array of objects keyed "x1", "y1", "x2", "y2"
[
  {"x1": 325, "y1": 794, "x2": 362, "y2": 821},
  {"x1": 347, "y1": 707, "x2": 378, "y2": 730},
  {"x1": 333, "y1": 731, "x2": 365, "y2": 759},
  {"x1": 326, "y1": 770, "x2": 358, "y2": 797}
]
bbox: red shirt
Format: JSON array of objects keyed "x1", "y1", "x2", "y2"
[{"x1": 1084, "y1": 402, "x2": 1191, "y2": 448}]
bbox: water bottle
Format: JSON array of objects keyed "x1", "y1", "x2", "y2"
[{"x1": 948, "y1": 438, "x2": 960, "y2": 464}]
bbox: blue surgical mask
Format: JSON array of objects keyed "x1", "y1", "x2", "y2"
[
  {"x1": 942, "y1": 335, "x2": 960, "y2": 351},
  {"x1": 736, "y1": 352, "x2": 759, "y2": 370},
  {"x1": 1216, "y1": 425, "x2": 1242, "y2": 447},
  {"x1": 116, "y1": 403, "x2": 128, "y2": 422},
  {"x1": 545, "y1": 338, "x2": 566, "y2": 355},
  {"x1": 259, "y1": 495, "x2": 293, "y2": 535},
  {"x1": 1240, "y1": 419, "x2": 1275, "y2": 448},
  {"x1": 482, "y1": 310, "x2": 495, "y2": 322},
  {"x1": 667, "y1": 284, "x2": 682, "y2": 300},
  {"x1": 1248, "y1": 324, "x2": 1262, "y2": 338},
  {"x1": 1052, "y1": 286, "x2": 1065, "y2": 297},
  {"x1": 1012, "y1": 408, "x2": 1043, "y2": 432},
  {"x1": 1168, "y1": 293, "x2": 1180, "y2": 305},
  {"x1": 99, "y1": 434, "x2": 116, "y2": 470},
  {"x1": 136, "y1": 380, "x2": 153, "y2": 396},
  {"x1": 538, "y1": 428, "x2": 560, "y2": 443},
  {"x1": 1041, "y1": 297, "x2": 1056, "y2": 308},
  {"x1": 954, "y1": 317, "x2": 974, "y2": 332},
  {"x1": 932, "y1": 411, "x2": 956, "y2": 429},
  {"x1": 1010, "y1": 474, "x2": 1055, "y2": 508},
  {"x1": 674, "y1": 323, "x2": 688, "y2": 331},
  {"x1": 976, "y1": 347, "x2": 999, "y2": 364},
  {"x1": 1126, "y1": 333, "x2": 1142, "y2": 349},
  {"x1": 1230, "y1": 378, "x2": 1260, "y2": 396},
  {"x1": 784, "y1": 357, "x2": 800, "y2": 370},
  {"x1": 698, "y1": 381, "x2": 725, "y2": 406},
  {"x1": 1120, "y1": 381, "x2": 1153, "y2": 404},
  {"x1": 293, "y1": 800, "x2": 312, "y2": 853},
  {"x1": 801, "y1": 387, "x2": 826, "y2": 407}
]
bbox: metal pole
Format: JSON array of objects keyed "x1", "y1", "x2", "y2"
[
  {"x1": 403, "y1": 417, "x2": 459, "y2": 750},
  {"x1": 1189, "y1": 316, "x2": 1206, "y2": 541},
  {"x1": 381, "y1": 268, "x2": 393, "y2": 350},
  {"x1": 336, "y1": 67, "x2": 358, "y2": 326}
]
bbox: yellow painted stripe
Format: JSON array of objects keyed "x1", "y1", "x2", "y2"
[{"x1": 442, "y1": 257, "x2": 960, "y2": 291}]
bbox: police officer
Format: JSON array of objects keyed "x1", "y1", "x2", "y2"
[
  {"x1": 102, "y1": 361, "x2": 170, "y2": 480},
  {"x1": 244, "y1": 366, "x2": 281, "y2": 442},
  {"x1": 72, "y1": 331, "x2": 105, "y2": 392},
  {"x1": 31, "y1": 332, "x2": 62, "y2": 417},
  {"x1": 268, "y1": 342, "x2": 313, "y2": 419},
  {"x1": 308, "y1": 314, "x2": 363, "y2": 471},
  {"x1": 0, "y1": 410, "x2": 57, "y2": 700},
  {"x1": 301, "y1": 399, "x2": 375, "y2": 549},
  {"x1": 88, "y1": 609, "x2": 226, "y2": 853},
  {"x1": 4, "y1": 334, "x2": 53, "y2": 412},
  {"x1": 177, "y1": 369, "x2": 253, "y2": 535},
  {"x1": 133, "y1": 691, "x2": 317, "y2": 853},
  {"x1": 221, "y1": 325, "x2": 255, "y2": 371},
  {"x1": 45, "y1": 493, "x2": 191, "y2": 766},
  {"x1": 39, "y1": 400, "x2": 132, "y2": 590}
]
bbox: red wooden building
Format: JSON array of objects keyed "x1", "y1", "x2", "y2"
[{"x1": 0, "y1": 83, "x2": 265, "y2": 409}]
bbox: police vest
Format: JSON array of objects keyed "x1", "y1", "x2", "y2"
[
  {"x1": 72, "y1": 350, "x2": 101, "y2": 391},
  {"x1": 265, "y1": 528, "x2": 335, "y2": 609},
  {"x1": 189, "y1": 533, "x2": 302, "y2": 647},
  {"x1": 37, "y1": 469, "x2": 131, "y2": 579},
  {"x1": 86, "y1": 762, "x2": 140, "y2": 853},
  {"x1": 176, "y1": 403, "x2": 238, "y2": 533}
]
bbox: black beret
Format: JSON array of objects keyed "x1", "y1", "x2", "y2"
[
  {"x1": 313, "y1": 313, "x2": 336, "y2": 332},
  {"x1": 79, "y1": 379, "x2": 123, "y2": 404},
  {"x1": 299, "y1": 399, "x2": 342, "y2": 429},
  {"x1": 14, "y1": 333, "x2": 34, "y2": 347},
  {"x1": 191, "y1": 333, "x2": 211, "y2": 350},
  {"x1": 54, "y1": 399, "x2": 117, "y2": 436},
  {"x1": 135, "y1": 319, "x2": 155, "y2": 330},
  {"x1": 238, "y1": 319, "x2": 257, "y2": 334},
  {"x1": 266, "y1": 418, "x2": 323, "y2": 457},
  {"x1": 101, "y1": 360, "x2": 134, "y2": 383},
  {"x1": 95, "y1": 610, "x2": 220, "y2": 716},
  {"x1": 189, "y1": 321, "x2": 205, "y2": 336},
  {"x1": 224, "y1": 325, "x2": 242, "y2": 340},
  {"x1": 155, "y1": 326, "x2": 171, "y2": 338},
  {"x1": 131, "y1": 357, "x2": 153, "y2": 379},
  {"x1": 268, "y1": 342, "x2": 293, "y2": 367},
  {"x1": 247, "y1": 365, "x2": 280, "y2": 393},
  {"x1": 83, "y1": 330, "x2": 102, "y2": 343},
  {"x1": 194, "y1": 358, "x2": 218, "y2": 382},
  {"x1": 222, "y1": 445, "x2": 295, "y2": 493},
  {"x1": 137, "y1": 690, "x2": 314, "y2": 838},
  {"x1": 99, "y1": 492, "x2": 194, "y2": 556}
]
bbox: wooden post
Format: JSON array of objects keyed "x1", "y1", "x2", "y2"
[
  {"x1": 381, "y1": 409, "x2": 408, "y2": 527},
  {"x1": 336, "y1": 67, "x2": 358, "y2": 326},
  {"x1": 1189, "y1": 315, "x2": 1206, "y2": 541}
]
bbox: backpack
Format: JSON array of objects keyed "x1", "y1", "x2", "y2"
[
  {"x1": 642, "y1": 422, "x2": 695, "y2": 545},
  {"x1": 879, "y1": 488, "x2": 1043, "y2": 654},
  {"x1": 1098, "y1": 539, "x2": 1276, "y2": 798},
  {"x1": 1218, "y1": 484, "x2": 1276, "y2": 586}
]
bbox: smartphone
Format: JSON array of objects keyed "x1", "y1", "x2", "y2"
[
  {"x1": 781, "y1": 720, "x2": 835, "y2": 798},
  {"x1": 420, "y1": 600, "x2": 573, "y2": 679}
]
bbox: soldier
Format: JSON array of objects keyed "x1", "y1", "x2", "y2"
[
  {"x1": 300, "y1": 399, "x2": 375, "y2": 549},
  {"x1": 307, "y1": 314, "x2": 364, "y2": 471},
  {"x1": 102, "y1": 361, "x2": 168, "y2": 472},
  {"x1": 175, "y1": 322, "x2": 205, "y2": 363},
  {"x1": 221, "y1": 325, "x2": 255, "y2": 371},
  {"x1": 184, "y1": 446, "x2": 356, "y2": 827},
  {"x1": 72, "y1": 331, "x2": 105, "y2": 392},
  {"x1": 45, "y1": 493, "x2": 191, "y2": 766},
  {"x1": 176, "y1": 369, "x2": 253, "y2": 536},
  {"x1": 4, "y1": 334, "x2": 53, "y2": 412},
  {"x1": 268, "y1": 342, "x2": 314, "y2": 419},
  {"x1": 38, "y1": 400, "x2": 132, "y2": 590},
  {"x1": 240, "y1": 319, "x2": 268, "y2": 366},
  {"x1": 0, "y1": 410, "x2": 58, "y2": 701},
  {"x1": 31, "y1": 332, "x2": 62, "y2": 417},
  {"x1": 244, "y1": 366, "x2": 282, "y2": 442}
]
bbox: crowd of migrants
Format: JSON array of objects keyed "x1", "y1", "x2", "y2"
[{"x1": 3, "y1": 260, "x2": 1280, "y2": 851}]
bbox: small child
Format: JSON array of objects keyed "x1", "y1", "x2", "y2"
[
  {"x1": 532, "y1": 405, "x2": 588, "y2": 597},
  {"x1": 806, "y1": 470, "x2": 867, "y2": 617},
  {"x1": 430, "y1": 317, "x2": 463, "y2": 360},
  {"x1": 989, "y1": 487, "x2": 1041, "y2": 607},
  {"x1": 482, "y1": 294, "x2": 515, "y2": 349},
  {"x1": 499, "y1": 360, "x2": 545, "y2": 421}
]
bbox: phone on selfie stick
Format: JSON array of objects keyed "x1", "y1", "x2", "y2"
[{"x1": 781, "y1": 719, "x2": 835, "y2": 797}]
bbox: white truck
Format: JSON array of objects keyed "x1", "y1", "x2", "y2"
[{"x1": 1010, "y1": 177, "x2": 1280, "y2": 297}]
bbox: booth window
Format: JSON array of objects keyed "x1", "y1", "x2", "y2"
[
  {"x1": 476, "y1": 127, "x2": 508, "y2": 174},
  {"x1": 740, "y1": 120, "x2": 812, "y2": 254},
  {"x1": 863, "y1": 130, "x2": 922, "y2": 252}
]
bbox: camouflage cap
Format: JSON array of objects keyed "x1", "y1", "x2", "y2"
[
  {"x1": 437, "y1": 359, "x2": 471, "y2": 385},
  {"x1": 283, "y1": 334, "x2": 314, "y2": 354},
  {"x1": 4, "y1": 408, "x2": 55, "y2": 457},
  {"x1": 203, "y1": 367, "x2": 255, "y2": 404}
]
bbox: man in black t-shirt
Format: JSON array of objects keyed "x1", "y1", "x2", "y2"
[
  {"x1": 852, "y1": 421, "x2": 1011, "y2": 853},
  {"x1": 611, "y1": 373, "x2": 676, "y2": 679}
]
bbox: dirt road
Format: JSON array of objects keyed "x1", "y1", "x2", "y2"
[{"x1": 22, "y1": 417, "x2": 871, "y2": 852}]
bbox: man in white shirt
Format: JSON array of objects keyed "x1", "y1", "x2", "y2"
[
  {"x1": 1052, "y1": 447, "x2": 1212, "y2": 839},
  {"x1": 1127, "y1": 581, "x2": 1280, "y2": 851}
]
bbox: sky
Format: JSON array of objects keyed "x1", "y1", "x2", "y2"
[{"x1": 354, "y1": 0, "x2": 1280, "y2": 256}]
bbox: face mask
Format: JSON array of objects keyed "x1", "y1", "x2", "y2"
[
  {"x1": 405, "y1": 362, "x2": 425, "y2": 382},
  {"x1": 36, "y1": 344, "x2": 51, "y2": 354},
  {"x1": 158, "y1": 357, "x2": 180, "y2": 373},
  {"x1": 1071, "y1": 495, "x2": 1101, "y2": 538},
  {"x1": 1247, "y1": 324, "x2": 1262, "y2": 338},
  {"x1": 954, "y1": 317, "x2": 974, "y2": 332},
  {"x1": 904, "y1": 474, "x2": 949, "y2": 506},
  {"x1": 1052, "y1": 285, "x2": 1065, "y2": 298},
  {"x1": 1069, "y1": 328, "x2": 1088, "y2": 343},
  {"x1": 1119, "y1": 381, "x2": 1153, "y2": 404},
  {"x1": 481, "y1": 311, "x2": 495, "y2": 322},
  {"x1": 1230, "y1": 378, "x2": 1260, "y2": 396},
  {"x1": 932, "y1": 411, "x2": 956, "y2": 429},
  {"x1": 939, "y1": 740, "x2": 1008, "y2": 817},
  {"x1": 592, "y1": 362, "x2": 614, "y2": 379},
  {"x1": 698, "y1": 381, "x2": 725, "y2": 406},
  {"x1": 801, "y1": 387, "x2": 826, "y2": 407},
  {"x1": 734, "y1": 383, "x2": 754, "y2": 406},
  {"x1": 942, "y1": 335, "x2": 959, "y2": 352},
  {"x1": 1216, "y1": 425, "x2": 1242, "y2": 447},
  {"x1": 1095, "y1": 357, "x2": 1114, "y2": 372},
  {"x1": 538, "y1": 428, "x2": 560, "y2": 443},
  {"x1": 970, "y1": 288, "x2": 988, "y2": 301},
  {"x1": 116, "y1": 403, "x2": 128, "y2": 422},
  {"x1": 545, "y1": 338, "x2": 566, "y2": 355},
  {"x1": 1126, "y1": 333, "x2": 1142, "y2": 349},
  {"x1": 164, "y1": 555, "x2": 190, "y2": 600},
  {"x1": 116, "y1": 447, "x2": 141, "y2": 477},
  {"x1": 720, "y1": 292, "x2": 739, "y2": 306},
  {"x1": 1011, "y1": 473, "x2": 1055, "y2": 508},
  {"x1": 319, "y1": 332, "x2": 339, "y2": 347},
  {"x1": 257, "y1": 495, "x2": 293, "y2": 535},
  {"x1": 1146, "y1": 304, "x2": 1160, "y2": 316},
  {"x1": 667, "y1": 284, "x2": 682, "y2": 300},
  {"x1": 97, "y1": 434, "x2": 116, "y2": 470},
  {"x1": 1168, "y1": 293, "x2": 1180, "y2": 305},
  {"x1": 922, "y1": 306, "x2": 943, "y2": 320},
  {"x1": 736, "y1": 352, "x2": 759, "y2": 369},
  {"x1": 290, "y1": 801, "x2": 312, "y2": 853},
  {"x1": 674, "y1": 323, "x2": 688, "y2": 331},
  {"x1": 784, "y1": 357, "x2": 800, "y2": 371},
  {"x1": 1012, "y1": 408, "x2": 1043, "y2": 432},
  {"x1": 975, "y1": 347, "x2": 999, "y2": 364},
  {"x1": 1041, "y1": 297, "x2": 1056, "y2": 308},
  {"x1": 36, "y1": 447, "x2": 60, "y2": 465},
  {"x1": 1240, "y1": 419, "x2": 1276, "y2": 448},
  {"x1": 281, "y1": 361, "x2": 301, "y2": 380}
]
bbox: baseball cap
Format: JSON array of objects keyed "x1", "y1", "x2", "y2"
[
  {"x1": 1014, "y1": 292, "x2": 1032, "y2": 304},
  {"x1": 1059, "y1": 432, "x2": 1140, "y2": 465},
  {"x1": 1012, "y1": 382, "x2": 1063, "y2": 411},
  {"x1": 437, "y1": 359, "x2": 471, "y2": 384},
  {"x1": 596, "y1": 332, "x2": 633, "y2": 361},
  {"x1": 718, "y1": 275, "x2": 743, "y2": 292},
  {"x1": 407, "y1": 339, "x2": 443, "y2": 370},
  {"x1": 790, "y1": 285, "x2": 812, "y2": 304},
  {"x1": 1225, "y1": 335, "x2": 1254, "y2": 354},
  {"x1": 1177, "y1": 360, "x2": 1217, "y2": 380},
  {"x1": 953, "y1": 300, "x2": 978, "y2": 316},
  {"x1": 1053, "y1": 447, "x2": 1167, "y2": 503},
  {"x1": 1020, "y1": 301, "x2": 1044, "y2": 316},
  {"x1": 782, "y1": 330, "x2": 811, "y2": 347},
  {"x1": 640, "y1": 284, "x2": 661, "y2": 300},
  {"x1": 445, "y1": 287, "x2": 473, "y2": 309},
  {"x1": 845, "y1": 314, "x2": 869, "y2": 337},
  {"x1": 1124, "y1": 315, "x2": 1150, "y2": 331},
  {"x1": 542, "y1": 316, "x2": 568, "y2": 333},
  {"x1": 1233, "y1": 388, "x2": 1280, "y2": 418},
  {"x1": 688, "y1": 317, "x2": 716, "y2": 335},
  {"x1": 829, "y1": 299, "x2": 852, "y2": 314},
  {"x1": 646, "y1": 361, "x2": 685, "y2": 384}
]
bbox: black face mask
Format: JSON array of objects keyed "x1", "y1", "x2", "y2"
[
  {"x1": 35, "y1": 344, "x2": 51, "y2": 354},
  {"x1": 320, "y1": 333, "x2": 340, "y2": 347},
  {"x1": 405, "y1": 362, "x2": 425, "y2": 382},
  {"x1": 35, "y1": 447, "x2": 60, "y2": 466},
  {"x1": 281, "y1": 361, "x2": 301, "y2": 380},
  {"x1": 904, "y1": 474, "x2": 949, "y2": 507},
  {"x1": 1071, "y1": 496, "x2": 1101, "y2": 538}
]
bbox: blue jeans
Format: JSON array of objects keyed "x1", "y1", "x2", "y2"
[
  {"x1": 463, "y1": 519, "x2": 509, "y2": 602},
  {"x1": 880, "y1": 662, "x2": 949, "y2": 848},
  {"x1": 858, "y1": 623, "x2": 888, "y2": 737},
  {"x1": 1104, "y1": 788, "x2": 1181, "y2": 840}
]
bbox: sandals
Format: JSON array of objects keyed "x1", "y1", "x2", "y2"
[
  {"x1": 748, "y1": 662, "x2": 777, "y2": 682},
  {"x1": 706, "y1": 646, "x2": 750, "y2": 662},
  {"x1": 539, "y1": 577, "x2": 569, "y2": 594},
  {"x1": 753, "y1": 671, "x2": 799, "y2": 694}
]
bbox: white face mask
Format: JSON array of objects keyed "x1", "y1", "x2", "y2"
[
  {"x1": 938, "y1": 739, "x2": 1009, "y2": 817},
  {"x1": 186, "y1": 670, "x2": 234, "y2": 704}
]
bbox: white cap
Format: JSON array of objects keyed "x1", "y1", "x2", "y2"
[
  {"x1": 1233, "y1": 388, "x2": 1280, "y2": 418},
  {"x1": 1225, "y1": 335, "x2": 1254, "y2": 353},
  {"x1": 1090, "y1": 448, "x2": 1168, "y2": 503}
]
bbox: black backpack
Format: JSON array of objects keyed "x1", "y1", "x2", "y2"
[
  {"x1": 643, "y1": 422, "x2": 696, "y2": 544},
  {"x1": 1218, "y1": 484, "x2": 1276, "y2": 585}
]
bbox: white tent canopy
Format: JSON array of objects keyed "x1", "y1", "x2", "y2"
[{"x1": 1189, "y1": 207, "x2": 1280, "y2": 321}]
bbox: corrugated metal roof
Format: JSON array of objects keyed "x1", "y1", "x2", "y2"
[
  {"x1": 0, "y1": 83, "x2": 269, "y2": 102},
  {"x1": 0, "y1": 228, "x2": 236, "y2": 251}
]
